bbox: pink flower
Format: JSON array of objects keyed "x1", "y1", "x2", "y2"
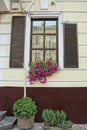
[
  {"x1": 40, "y1": 78, "x2": 47, "y2": 84},
  {"x1": 27, "y1": 58, "x2": 60, "y2": 85},
  {"x1": 38, "y1": 70, "x2": 42, "y2": 76},
  {"x1": 46, "y1": 59, "x2": 51, "y2": 66},
  {"x1": 51, "y1": 69, "x2": 56, "y2": 73},
  {"x1": 35, "y1": 62, "x2": 40, "y2": 68}
]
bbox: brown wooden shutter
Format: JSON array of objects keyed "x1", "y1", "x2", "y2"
[
  {"x1": 10, "y1": 16, "x2": 25, "y2": 68},
  {"x1": 64, "y1": 24, "x2": 78, "y2": 68}
]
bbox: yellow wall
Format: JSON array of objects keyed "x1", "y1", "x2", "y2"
[{"x1": 0, "y1": 0, "x2": 87, "y2": 87}]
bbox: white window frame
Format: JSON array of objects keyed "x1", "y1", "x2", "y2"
[{"x1": 24, "y1": 13, "x2": 64, "y2": 70}]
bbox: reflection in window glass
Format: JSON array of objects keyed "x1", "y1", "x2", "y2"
[
  {"x1": 32, "y1": 35, "x2": 43, "y2": 48},
  {"x1": 45, "y1": 35, "x2": 56, "y2": 48},
  {"x1": 32, "y1": 21, "x2": 44, "y2": 34},
  {"x1": 45, "y1": 50, "x2": 56, "y2": 61},
  {"x1": 32, "y1": 50, "x2": 43, "y2": 61},
  {"x1": 45, "y1": 21, "x2": 56, "y2": 34}
]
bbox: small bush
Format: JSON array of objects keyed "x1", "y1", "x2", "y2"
[
  {"x1": 42, "y1": 109, "x2": 73, "y2": 129},
  {"x1": 13, "y1": 97, "x2": 37, "y2": 119}
]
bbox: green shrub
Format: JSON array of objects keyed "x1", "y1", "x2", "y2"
[
  {"x1": 61, "y1": 120, "x2": 73, "y2": 129},
  {"x1": 42, "y1": 109, "x2": 56, "y2": 126},
  {"x1": 42, "y1": 109, "x2": 73, "y2": 129},
  {"x1": 13, "y1": 97, "x2": 37, "y2": 119}
]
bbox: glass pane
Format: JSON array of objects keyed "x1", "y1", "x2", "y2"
[
  {"x1": 32, "y1": 21, "x2": 44, "y2": 34},
  {"x1": 12, "y1": 0, "x2": 19, "y2": 3},
  {"x1": 32, "y1": 35, "x2": 43, "y2": 48},
  {"x1": 45, "y1": 35, "x2": 56, "y2": 48},
  {"x1": 32, "y1": 50, "x2": 43, "y2": 61},
  {"x1": 45, "y1": 21, "x2": 56, "y2": 34},
  {"x1": 45, "y1": 50, "x2": 56, "y2": 61}
]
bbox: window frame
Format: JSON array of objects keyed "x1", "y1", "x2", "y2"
[
  {"x1": 23, "y1": 14, "x2": 64, "y2": 70},
  {"x1": 30, "y1": 18, "x2": 58, "y2": 63}
]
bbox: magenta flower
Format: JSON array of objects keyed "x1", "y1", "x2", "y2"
[
  {"x1": 35, "y1": 62, "x2": 40, "y2": 68},
  {"x1": 40, "y1": 78, "x2": 47, "y2": 84},
  {"x1": 27, "y1": 59, "x2": 60, "y2": 84}
]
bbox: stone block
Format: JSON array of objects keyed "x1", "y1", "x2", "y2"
[
  {"x1": 3, "y1": 116, "x2": 17, "y2": 127},
  {"x1": 0, "y1": 120, "x2": 13, "y2": 130},
  {"x1": 0, "y1": 111, "x2": 7, "y2": 121}
]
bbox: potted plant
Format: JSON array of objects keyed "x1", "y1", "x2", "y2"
[
  {"x1": 13, "y1": 97, "x2": 37, "y2": 129},
  {"x1": 27, "y1": 58, "x2": 60, "y2": 85},
  {"x1": 42, "y1": 109, "x2": 73, "y2": 130}
]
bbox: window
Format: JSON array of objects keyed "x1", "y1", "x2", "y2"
[
  {"x1": 30, "y1": 19, "x2": 58, "y2": 62},
  {"x1": 11, "y1": 0, "x2": 19, "y2": 10},
  {"x1": 10, "y1": 16, "x2": 78, "y2": 68}
]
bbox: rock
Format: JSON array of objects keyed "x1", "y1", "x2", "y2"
[
  {"x1": 0, "y1": 111, "x2": 7, "y2": 121},
  {"x1": 3, "y1": 116, "x2": 17, "y2": 127},
  {"x1": 0, "y1": 120, "x2": 13, "y2": 130}
]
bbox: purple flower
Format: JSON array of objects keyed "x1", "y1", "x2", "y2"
[
  {"x1": 40, "y1": 78, "x2": 47, "y2": 84},
  {"x1": 35, "y1": 62, "x2": 40, "y2": 68},
  {"x1": 27, "y1": 58, "x2": 60, "y2": 85}
]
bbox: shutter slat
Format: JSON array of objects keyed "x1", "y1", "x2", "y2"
[
  {"x1": 64, "y1": 24, "x2": 78, "y2": 68},
  {"x1": 10, "y1": 16, "x2": 25, "y2": 68}
]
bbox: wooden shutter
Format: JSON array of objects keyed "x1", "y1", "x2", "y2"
[
  {"x1": 64, "y1": 24, "x2": 78, "y2": 68},
  {"x1": 10, "y1": 16, "x2": 25, "y2": 68}
]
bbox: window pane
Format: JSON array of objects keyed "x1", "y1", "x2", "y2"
[
  {"x1": 45, "y1": 50, "x2": 56, "y2": 61},
  {"x1": 45, "y1": 21, "x2": 56, "y2": 34},
  {"x1": 32, "y1": 50, "x2": 43, "y2": 61},
  {"x1": 32, "y1": 21, "x2": 44, "y2": 34},
  {"x1": 12, "y1": 0, "x2": 19, "y2": 3},
  {"x1": 32, "y1": 35, "x2": 43, "y2": 48},
  {"x1": 45, "y1": 35, "x2": 56, "y2": 48}
]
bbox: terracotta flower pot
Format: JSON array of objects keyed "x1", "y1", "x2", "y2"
[
  {"x1": 62, "y1": 128, "x2": 72, "y2": 130},
  {"x1": 50, "y1": 127, "x2": 62, "y2": 130},
  {"x1": 18, "y1": 116, "x2": 35, "y2": 129},
  {"x1": 50, "y1": 127, "x2": 72, "y2": 130}
]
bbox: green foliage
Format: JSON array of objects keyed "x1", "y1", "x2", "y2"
[
  {"x1": 42, "y1": 109, "x2": 73, "y2": 129},
  {"x1": 13, "y1": 97, "x2": 37, "y2": 119},
  {"x1": 61, "y1": 120, "x2": 73, "y2": 129},
  {"x1": 42, "y1": 109, "x2": 56, "y2": 126},
  {"x1": 55, "y1": 110, "x2": 67, "y2": 127},
  {"x1": 42, "y1": 124, "x2": 50, "y2": 130}
]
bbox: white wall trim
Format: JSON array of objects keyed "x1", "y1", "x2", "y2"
[
  {"x1": 24, "y1": 14, "x2": 31, "y2": 97},
  {"x1": 58, "y1": 13, "x2": 64, "y2": 69},
  {"x1": 28, "y1": 12, "x2": 61, "y2": 16},
  {"x1": 24, "y1": 14, "x2": 31, "y2": 70},
  {"x1": 0, "y1": 47, "x2": 5, "y2": 86}
]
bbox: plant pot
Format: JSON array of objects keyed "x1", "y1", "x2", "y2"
[
  {"x1": 50, "y1": 127, "x2": 62, "y2": 130},
  {"x1": 18, "y1": 116, "x2": 35, "y2": 129},
  {"x1": 42, "y1": 124, "x2": 50, "y2": 130},
  {"x1": 62, "y1": 128, "x2": 72, "y2": 130}
]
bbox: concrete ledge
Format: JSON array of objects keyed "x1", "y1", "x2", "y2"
[{"x1": 11, "y1": 123, "x2": 87, "y2": 130}]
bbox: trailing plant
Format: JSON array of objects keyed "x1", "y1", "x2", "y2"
[
  {"x1": 27, "y1": 58, "x2": 60, "y2": 84},
  {"x1": 13, "y1": 97, "x2": 37, "y2": 119}
]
